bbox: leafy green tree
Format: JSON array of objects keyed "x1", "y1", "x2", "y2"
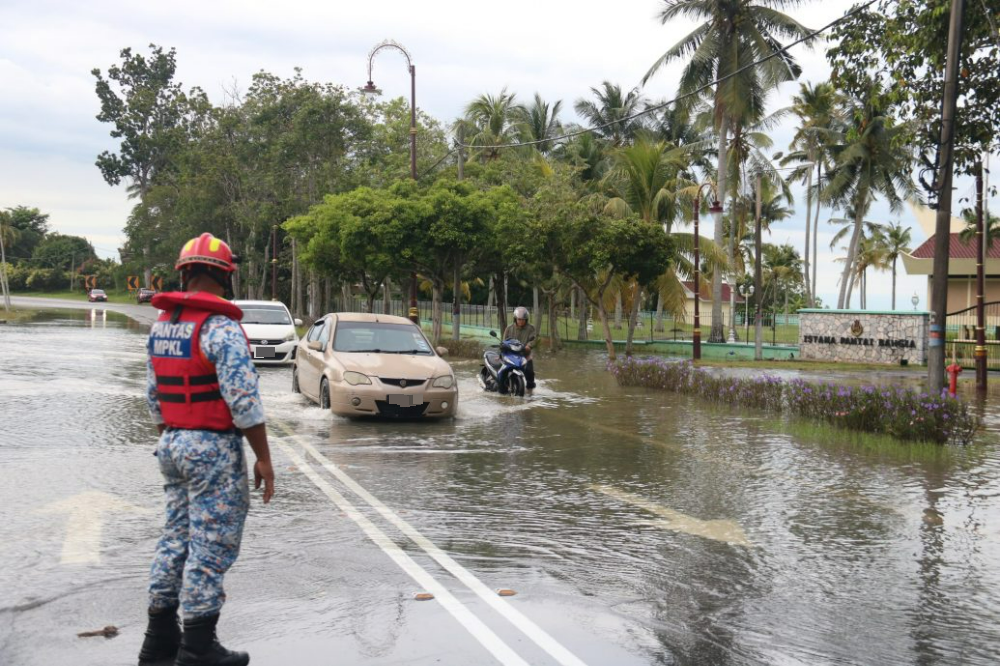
[
  {"x1": 762, "y1": 243, "x2": 803, "y2": 320},
  {"x1": 644, "y1": 0, "x2": 812, "y2": 341},
  {"x1": 31, "y1": 233, "x2": 97, "y2": 272},
  {"x1": 1, "y1": 206, "x2": 50, "y2": 261},
  {"x1": 827, "y1": 0, "x2": 1000, "y2": 178}
]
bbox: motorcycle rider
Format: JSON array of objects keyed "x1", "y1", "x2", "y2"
[
  {"x1": 138, "y1": 233, "x2": 274, "y2": 666},
  {"x1": 502, "y1": 306, "x2": 537, "y2": 389}
]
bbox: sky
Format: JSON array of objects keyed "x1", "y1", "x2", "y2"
[{"x1": 1, "y1": 0, "x2": 997, "y2": 311}]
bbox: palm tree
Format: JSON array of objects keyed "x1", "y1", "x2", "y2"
[
  {"x1": 516, "y1": 93, "x2": 563, "y2": 155},
  {"x1": 824, "y1": 98, "x2": 915, "y2": 309},
  {"x1": 782, "y1": 82, "x2": 842, "y2": 306},
  {"x1": 958, "y1": 207, "x2": 1000, "y2": 246},
  {"x1": 463, "y1": 88, "x2": 525, "y2": 161},
  {"x1": 852, "y1": 235, "x2": 888, "y2": 309},
  {"x1": 574, "y1": 82, "x2": 646, "y2": 148},
  {"x1": 877, "y1": 222, "x2": 912, "y2": 309},
  {"x1": 763, "y1": 243, "x2": 803, "y2": 323},
  {"x1": 644, "y1": 0, "x2": 812, "y2": 341}
]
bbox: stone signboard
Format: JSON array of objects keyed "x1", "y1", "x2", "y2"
[{"x1": 798, "y1": 309, "x2": 930, "y2": 365}]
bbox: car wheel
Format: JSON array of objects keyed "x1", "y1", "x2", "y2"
[
  {"x1": 320, "y1": 378, "x2": 331, "y2": 410},
  {"x1": 292, "y1": 367, "x2": 300, "y2": 394}
]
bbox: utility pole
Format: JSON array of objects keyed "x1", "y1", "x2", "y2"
[
  {"x1": 975, "y1": 161, "x2": 987, "y2": 391},
  {"x1": 271, "y1": 225, "x2": 278, "y2": 301},
  {"x1": 70, "y1": 252, "x2": 75, "y2": 291},
  {"x1": 452, "y1": 127, "x2": 465, "y2": 341},
  {"x1": 928, "y1": 0, "x2": 967, "y2": 392},
  {"x1": 754, "y1": 173, "x2": 763, "y2": 361}
]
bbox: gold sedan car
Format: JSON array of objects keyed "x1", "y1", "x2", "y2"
[{"x1": 293, "y1": 313, "x2": 458, "y2": 419}]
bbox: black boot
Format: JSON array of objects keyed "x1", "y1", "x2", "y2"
[
  {"x1": 137, "y1": 604, "x2": 181, "y2": 665},
  {"x1": 175, "y1": 613, "x2": 249, "y2": 666}
]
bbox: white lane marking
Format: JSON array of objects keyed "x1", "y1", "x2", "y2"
[
  {"x1": 36, "y1": 491, "x2": 149, "y2": 564},
  {"x1": 274, "y1": 424, "x2": 589, "y2": 666},
  {"x1": 592, "y1": 485, "x2": 753, "y2": 547},
  {"x1": 274, "y1": 439, "x2": 531, "y2": 666}
]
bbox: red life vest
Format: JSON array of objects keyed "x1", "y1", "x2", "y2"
[{"x1": 149, "y1": 292, "x2": 245, "y2": 431}]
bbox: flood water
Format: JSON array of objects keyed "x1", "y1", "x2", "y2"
[{"x1": 2, "y1": 305, "x2": 1000, "y2": 665}]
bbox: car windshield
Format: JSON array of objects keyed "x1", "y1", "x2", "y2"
[
  {"x1": 240, "y1": 305, "x2": 292, "y2": 325},
  {"x1": 92, "y1": 290, "x2": 105, "y2": 295},
  {"x1": 333, "y1": 321, "x2": 433, "y2": 355}
]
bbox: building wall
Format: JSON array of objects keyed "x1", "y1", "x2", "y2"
[
  {"x1": 799, "y1": 310, "x2": 928, "y2": 365},
  {"x1": 924, "y1": 277, "x2": 1000, "y2": 313}
]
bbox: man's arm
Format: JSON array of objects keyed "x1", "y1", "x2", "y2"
[
  {"x1": 202, "y1": 316, "x2": 274, "y2": 503},
  {"x1": 145, "y1": 358, "x2": 166, "y2": 435}
]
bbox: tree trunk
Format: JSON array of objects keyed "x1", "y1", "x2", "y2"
[
  {"x1": 383, "y1": 277, "x2": 391, "y2": 315},
  {"x1": 837, "y1": 202, "x2": 865, "y2": 308},
  {"x1": 431, "y1": 279, "x2": 443, "y2": 343},
  {"x1": 486, "y1": 275, "x2": 495, "y2": 328},
  {"x1": 547, "y1": 290, "x2": 560, "y2": 349},
  {"x1": 655, "y1": 292, "x2": 665, "y2": 333},
  {"x1": 497, "y1": 272, "x2": 508, "y2": 334},
  {"x1": 577, "y1": 286, "x2": 588, "y2": 340},
  {"x1": 813, "y1": 162, "x2": 822, "y2": 307},
  {"x1": 570, "y1": 288, "x2": 575, "y2": 321},
  {"x1": 532, "y1": 287, "x2": 539, "y2": 323},
  {"x1": 892, "y1": 258, "x2": 897, "y2": 310},
  {"x1": 614, "y1": 290, "x2": 623, "y2": 329},
  {"x1": 625, "y1": 283, "x2": 641, "y2": 356},
  {"x1": 710, "y1": 112, "x2": 732, "y2": 342},
  {"x1": 803, "y1": 157, "x2": 814, "y2": 306},
  {"x1": 597, "y1": 296, "x2": 615, "y2": 360},
  {"x1": 452, "y1": 259, "x2": 461, "y2": 341},
  {"x1": 308, "y1": 271, "x2": 319, "y2": 319}
]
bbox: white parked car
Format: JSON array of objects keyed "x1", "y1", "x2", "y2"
[{"x1": 234, "y1": 300, "x2": 302, "y2": 366}]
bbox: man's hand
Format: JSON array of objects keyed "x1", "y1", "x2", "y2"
[{"x1": 254, "y1": 459, "x2": 275, "y2": 504}]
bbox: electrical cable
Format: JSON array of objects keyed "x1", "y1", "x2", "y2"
[{"x1": 459, "y1": 0, "x2": 885, "y2": 150}]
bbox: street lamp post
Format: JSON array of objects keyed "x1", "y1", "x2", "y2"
[
  {"x1": 739, "y1": 283, "x2": 755, "y2": 346},
  {"x1": 364, "y1": 39, "x2": 419, "y2": 322},
  {"x1": 692, "y1": 183, "x2": 722, "y2": 360},
  {"x1": 912, "y1": 292, "x2": 920, "y2": 311}
]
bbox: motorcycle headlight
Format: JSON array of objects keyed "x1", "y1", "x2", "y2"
[
  {"x1": 432, "y1": 375, "x2": 454, "y2": 389},
  {"x1": 343, "y1": 371, "x2": 372, "y2": 386}
]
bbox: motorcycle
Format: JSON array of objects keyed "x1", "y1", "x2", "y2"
[{"x1": 477, "y1": 330, "x2": 528, "y2": 397}]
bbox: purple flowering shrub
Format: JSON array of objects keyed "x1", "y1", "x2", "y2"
[{"x1": 610, "y1": 357, "x2": 979, "y2": 444}]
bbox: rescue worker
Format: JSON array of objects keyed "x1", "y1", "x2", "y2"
[
  {"x1": 502, "y1": 306, "x2": 537, "y2": 390},
  {"x1": 138, "y1": 233, "x2": 275, "y2": 666}
]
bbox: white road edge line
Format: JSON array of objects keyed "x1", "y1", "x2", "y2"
[
  {"x1": 276, "y1": 425, "x2": 589, "y2": 666},
  {"x1": 274, "y1": 439, "x2": 531, "y2": 666}
]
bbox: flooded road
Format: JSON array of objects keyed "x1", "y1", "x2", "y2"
[{"x1": 3, "y1": 304, "x2": 1000, "y2": 665}]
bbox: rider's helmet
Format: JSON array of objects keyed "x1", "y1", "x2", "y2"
[
  {"x1": 175, "y1": 233, "x2": 236, "y2": 273},
  {"x1": 513, "y1": 306, "x2": 529, "y2": 323}
]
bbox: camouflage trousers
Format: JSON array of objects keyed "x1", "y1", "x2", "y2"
[{"x1": 148, "y1": 429, "x2": 249, "y2": 618}]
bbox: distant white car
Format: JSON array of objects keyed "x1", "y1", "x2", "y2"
[{"x1": 234, "y1": 300, "x2": 302, "y2": 366}]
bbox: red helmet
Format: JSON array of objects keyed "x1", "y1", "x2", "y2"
[{"x1": 175, "y1": 233, "x2": 236, "y2": 273}]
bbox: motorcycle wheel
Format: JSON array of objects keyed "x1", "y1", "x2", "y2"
[{"x1": 508, "y1": 374, "x2": 526, "y2": 397}]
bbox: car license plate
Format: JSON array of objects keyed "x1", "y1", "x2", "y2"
[
  {"x1": 255, "y1": 346, "x2": 275, "y2": 359},
  {"x1": 388, "y1": 393, "x2": 423, "y2": 406}
]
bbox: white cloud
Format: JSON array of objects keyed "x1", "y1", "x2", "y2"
[{"x1": 1, "y1": 0, "x2": 997, "y2": 278}]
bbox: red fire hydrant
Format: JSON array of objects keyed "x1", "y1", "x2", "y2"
[{"x1": 946, "y1": 363, "x2": 963, "y2": 397}]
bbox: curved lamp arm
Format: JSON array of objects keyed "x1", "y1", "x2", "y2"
[{"x1": 366, "y1": 39, "x2": 414, "y2": 87}]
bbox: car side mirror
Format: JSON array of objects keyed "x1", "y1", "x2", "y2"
[
  {"x1": 294, "y1": 318, "x2": 303, "y2": 327},
  {"x1": 436, "y1": 346, "x2": 449, "y2": 357},
  {"x1": 307, "y1": 340, "x2": 323, "y2": 351},
  {"x1": 489, "y1": 330, "x2": 498, "y2": 338}
]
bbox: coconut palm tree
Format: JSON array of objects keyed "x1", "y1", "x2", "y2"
[
  {"x1": 763, "y1": 243, "x2": 803, "y2": 322},
  {"x1": 644, "y1": 0, "x2": 812, "y2": 342},
  {"x1": 516, "y1": 93, "x2": 563, "y2": 155},
  {"x1": 463, "y1": 88, "x2": 525, "y2": 161},
  {"x1": 824, "y1": 98, "x2": 915, "y2": 309},
  {"x1": 781, "y1": 82, "x2": 843, "y2": 306},
  {"x1": 574, "y1": 82, "x2": 646, "y2": 148},
  {"x1": 876, "y1": 222, "x2": 912, "y2": 309}
]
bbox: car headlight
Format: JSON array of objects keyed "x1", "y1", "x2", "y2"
[
  {"x1": 343, "y1": 371, "x2": 371, "y2": 386},
  {"x1": 432, "y1": 375, "x2": 454, "y2": 389},
  {"x1": 283, "y1": 333, "x2": 295, "y2": 342}
]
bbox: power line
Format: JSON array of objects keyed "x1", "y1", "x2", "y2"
[{"x1": 459, "y1": 0, "x2": 884, "y2": 150}]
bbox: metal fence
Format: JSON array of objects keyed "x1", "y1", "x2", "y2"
[
  {"x1": 333, "y1": 296, "x2": 801, "y2": 345},
  {"x1": 945, "y1": 301, "x2": 1000, "y2": 370}
]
